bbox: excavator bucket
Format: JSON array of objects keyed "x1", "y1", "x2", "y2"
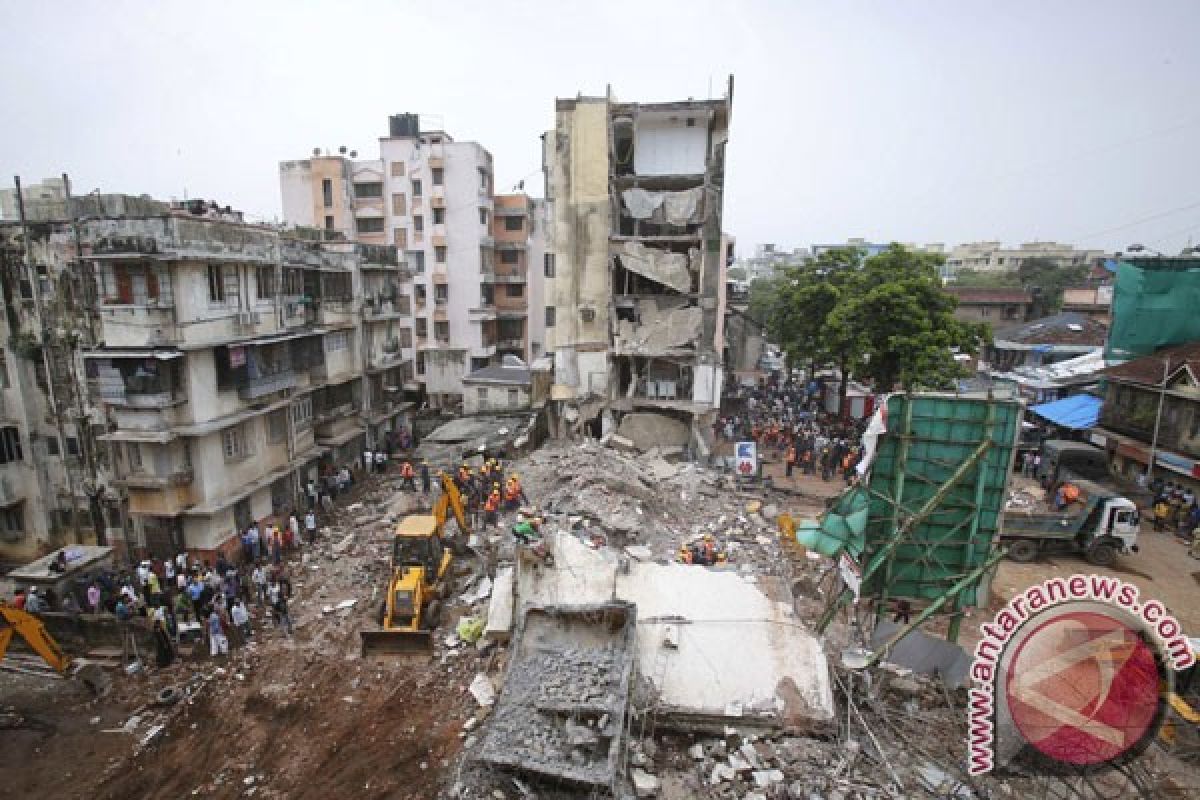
[{"x1": 359, "y1": 628, "x2": 433, "y2": 656}]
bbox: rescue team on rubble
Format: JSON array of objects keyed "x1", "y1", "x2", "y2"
[{"x1": 717, "y1": 374, "x2": 867, "y2": 484}]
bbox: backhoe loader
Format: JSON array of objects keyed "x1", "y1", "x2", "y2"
[
  {"x1": 0, "y1": 602, "x2": 109, "y2": 693},
  {"x1": 360, "y1": 472, "x2": 470, "y2": 655}
]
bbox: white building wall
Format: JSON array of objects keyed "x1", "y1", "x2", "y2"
[
  {"x1": 634, "y1": 115, "x2": 708, "y2": 175},
  {"x1": 279, "y1": 161, "x2": 315, "y2": 227},
  {"x1": 527, "y1": 199, "x2": 548, "y2": 359}
]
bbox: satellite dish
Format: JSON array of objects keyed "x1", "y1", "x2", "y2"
[
  {"x1": 338, "y1": 145, "x2": 348, "y2": 155},
  {"x1": 350, "y1": 150, "x2": 358, "y2": 158}
]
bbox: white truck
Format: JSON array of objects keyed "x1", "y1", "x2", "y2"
[{"x1": 1000, "y1": 480, "x2": 1140, "y2": 567}]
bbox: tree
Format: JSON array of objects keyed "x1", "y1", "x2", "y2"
[
  {"x1": 1017, "y1": 257, "x2": 1089, "y2": 318},
  {"x1": 950, "y1": 268, "x2": 1021, "y2": 289},
  {"x1": 760, "y1": 245, "x2": 986, "y2": 413}
]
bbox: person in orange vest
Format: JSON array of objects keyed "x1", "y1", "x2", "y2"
[
  {"x1": 484, "y1": 484, "x2": 501, "y2": 528},
  {"x1": 785, "y1": 442, "x2": 797, "y2": 478},
  {"x1": 503, "y1": 474, "x2": 527, "y2": 511},
  {"x1": 399, "y1": 460, "x2": 416, "y2": 491},
  {"x1": 457, "y1": 464, "x2": 470, "y2": 489}
]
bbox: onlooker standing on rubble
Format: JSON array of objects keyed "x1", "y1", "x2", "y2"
[
  {"x1": 304, "y1": 509, "x2": 317, "y2": 544},
  {"x1": 251, "y1": 563, "x2": 268, "y2": 606},
  {"x1": 207, "y1": 607, "x2": 229, "y2": 658},
  {"x1": 230, "y1": 598, "x2": 251, "y2": 641}
]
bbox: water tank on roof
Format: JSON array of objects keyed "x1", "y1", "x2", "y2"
[{"x1": 389, "y1": 113, "x2": 420, "y2": 138}]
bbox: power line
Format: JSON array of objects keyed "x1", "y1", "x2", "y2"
[{"x1": 1071, "y1": 198, "x2": 1200, "y2": 243}]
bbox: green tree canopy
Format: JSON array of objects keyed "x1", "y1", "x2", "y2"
[{"x1": 759, "y1": 245, "x2": 986, "y2": 410}]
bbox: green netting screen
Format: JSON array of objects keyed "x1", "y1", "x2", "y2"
[{"x1": 1107, "y1": 257, "x2": 1200, "y2": 361}]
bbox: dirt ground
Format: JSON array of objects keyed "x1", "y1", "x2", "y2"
[{"x1": 1, "y1": 475, "x2": 485, "y2": 800}]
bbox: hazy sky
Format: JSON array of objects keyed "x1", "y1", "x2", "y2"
[{"x1": 3, "y1": 1, "x2": 1199, "y2": 256}]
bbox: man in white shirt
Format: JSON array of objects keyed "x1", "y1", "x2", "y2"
[
  {"x1": 288, "y1": 512, "x2": 300, "y2": 548},
  {"x1": 251, "y1": 565, "x2": 267, "y2": 606}
]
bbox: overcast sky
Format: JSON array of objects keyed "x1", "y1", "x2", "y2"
[{"x1": 3, "y1": 1, "x2": 1199, "y2": 256}]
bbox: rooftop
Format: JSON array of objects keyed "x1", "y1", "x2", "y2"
[
  {"x1": 945, "y1": 287, "x2": 1033, "y2": 305},
  {"x1": 1103, "y1": 340, "x2": 1200, "y2": 386},
  {"x1": 994, "y1": 311, "x2": 1108, "y2": 346}
]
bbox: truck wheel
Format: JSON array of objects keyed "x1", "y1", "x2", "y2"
[
  {"x1": 1086, "y1": 541, "x2": 1118, "y2": 568},
  {"x1": 1007, "y1": 540, "x2": 1039, "y2": 563}
]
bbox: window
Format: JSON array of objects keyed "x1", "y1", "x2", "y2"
[
  {"x1": 394, "y1": 228, "x2": 407, "y2": 248},
  {"x1": 477, "y1": 387, "x2": 488, "y2": 404},
  {"x1": 481, "y1": 285, "x2": 494, "y2": 305},
  {"x1": 435, "y1": 285, "x2": 449, "y2": 303},
  {"x1": 435, "y1": 246, "x2": 447, "y2": 264},
  {"x1": 432, "y1": 168, "x2": 444, "y2": 186},
  {"x1": 544, "y1": 253, "x2": 556, "y2": 277},
  {"x1": 410, "y1": 250, "x2": 425, "y2": 273},
  {"x1": 479, "y1": 209, "x2": 488, "y2": 226},
  {"x1": 45, "y1": 436, "x2": 60, "y2": 456},
  {"x1": 545, "y1": 306, "x2": 556, "y2": 327},
  {"x1": 207, "y1": 264, "x2": 225, "y2": 304},
  {"x1": 322, "y1": 179, "x2": 333, "y2": 208},
  {"x1": 508, "y1": 389, "x2": 519, "y2": 407},
  {"x1": 353, "y1": 182, "x2": 383, "y2": 199},
  {"x1": 506, "y1": 284, "x2": 524, "y2": 297},
  {"x1": 125, "y1": 441, "x2": 142, "y2": 471},
  {"x1": 255, "y1": 266, "x2": 276, "y2": 304},
  {"x1": 433, "y1": 207, "x2": 446, "y2": 225},
  {"x1": 416, "y1": 352, "x2": 425, "y2": 375},
  {"x1": 267, "y1": 410, "x2": 287, "y2": 443},
  {"x1": 399, "y1": 328, "x2": 413, "y2": 348},
  {"x1": 283, "y1": 268, "x2": 304, "y2": 296},
  {"x1": 324, "y1": 215, "x2": 335, "y2": 231},
  {"x1": 325, "y1": 331, "x2": 350, "y2": 352},
  {"x1": 0, "y1": 351, "x2": 8, "y2": 389},
  {"x1": 504, "y1": 216, "x2": 523, "y2": 232},
  {"x1": 500, "y1": 250, "x2": 519, "y2": 265},
  {"x1": 413, "y1": 215, "x2": 424, "y2": 233},
  {"x1": 415, "y1": 318, "x2": 428, "y2": 337},
  {"x1": 291, "y1": 397, "x2": 313, "y2": 430},
  {"x1": 390, "y1": 161, "x2": 405, "y2": 177},
  {"x1": 479, "y1": 169, "x2": 489, "y2": 189},
  {"x1": 392, "y1": 193, "x2": 406, "y2": 215},
  {"x1": 222, "y1": 425, "x2": 247, "y2": 461},
  {"x1": 415, "y1": 285, "x2": 427, "y2": 304},
  {"x1": 356, "y1": 217, "x2": 385, "y2": 234},
  {"x1": 435, "y1": 321, "x2": 449, "y2": 340},
  {"x1": 66, "y1": 436, "x2": 79, "y2": 457},
  {"x1": 0, "y1": 504, "x2": 23, "y2": 538},
  {"x1": 411, "y1": 179, "x2": 423, "y2": 197},
  {"x1": 471, "y1": 358, "x2": 489, "y2": 371}
]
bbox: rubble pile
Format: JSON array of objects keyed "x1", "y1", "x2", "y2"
[
  {"x1": 477, "y1": 604, "x2": 636, "y2": 788},
  {"x1": 520, "y1": 441, "x2": 818, "y2": 576}
]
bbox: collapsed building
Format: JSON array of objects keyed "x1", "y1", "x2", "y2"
[{"x1": 542, "y1": 81, "x2": 733, "y2": 453}]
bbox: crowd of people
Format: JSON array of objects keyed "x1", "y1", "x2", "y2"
[
  {"x1": 716, "y1": 375, "x2": 867, "y2": 484},
  {"x1": 1151, "y1": 479, "x2": 1200, "y2": 539}
]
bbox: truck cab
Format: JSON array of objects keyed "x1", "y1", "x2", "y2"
[{"x1": 1090, "y1": 496, "x2": 1140, "y2": 558}]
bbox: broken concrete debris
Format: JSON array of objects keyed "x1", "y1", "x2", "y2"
[
  {"x1": 475, "y1": 604, "x2": 636, "y2": 788},
  {"x1": 615, "y1": 300, "x2": 703, "y2": 355},
  {"x1": 615, "y1": 412, "x2": 690, "y2": 452},
  {"x1": 615, "y1": 240, "x2": 693, "y2": 294}
]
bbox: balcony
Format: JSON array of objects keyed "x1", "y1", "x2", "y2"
[
  {"x1": 492, "y1": 267, "x2": 527, "y2": 284},
  {"x1": 238, "y1": 371, "x2": 297, "y2": 401},
  {"x1": 98, "y1": 305, "x2": 180, "y2": 347},
  {"x1": 115, "y1": 467, "x2": 194, "y2": 490},
  {"x1": 493, "y1": 205, "x2": 528, "y2": 218},
  {"x1": 495, "y1": 240, "x2": 526, "y2": 252},
  {"x1": 497, "y1": 337, "x2": 525, "y2": 350}
]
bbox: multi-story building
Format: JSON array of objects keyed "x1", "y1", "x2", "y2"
[
  {"x1": 542, "y1": 84, "x2": 732, "y2": 450},
  {"x1": 944, "y1": 241, "x2": 1106, "y2": 275},
  {"x1": 81, "y1": 209, "x2": 412, "y2": 561},
  {"x1": 280, "y1": 114, "x2": 505, "y2": 409}
]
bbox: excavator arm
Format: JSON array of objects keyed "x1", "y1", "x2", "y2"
[
  {"x1": 0, "y1": 604, "x2": 70, "y2": 675},
  {"x1": 434, "y1": 471, "x2": 471, "y2": 536}
]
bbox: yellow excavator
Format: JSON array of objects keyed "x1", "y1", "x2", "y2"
[
  {"x1": 0, "y1": 602, "x2": 71, "y2": 675},
  {"x1": 360, "y1": 472, "x2": 470, "y2": 656}
]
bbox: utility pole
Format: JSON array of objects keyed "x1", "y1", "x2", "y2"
[{"x1": 1146, "y1": 356, "x2": 1170, "y2": 483}]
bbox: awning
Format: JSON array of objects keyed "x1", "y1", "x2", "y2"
[
  {"x1": 1029, "y1": 394, "x2": 1102, "y2": 430},
  {"x1": 84, "y1": 349, "x2": 184, "y2": 361}
]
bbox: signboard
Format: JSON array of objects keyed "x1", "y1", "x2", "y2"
[{"x1": 735, "y1": 441, "x2": 757, "y2": 477}]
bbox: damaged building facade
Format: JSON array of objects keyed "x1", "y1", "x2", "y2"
[
  {"x1": 1, "y1": 189, "x2": 416, "y2": 565},
  {"x1": 543, "y1": 82, "x2": 732, "y2": 452}
]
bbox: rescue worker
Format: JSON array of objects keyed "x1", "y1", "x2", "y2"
[
  {"x1": 484, "y1": 484, "x2": 501, "y2": 529},
  {"x1": 503, "y1": 476, "x2": 522, "y2": 511},
  {"x1": 457, "y1": 464, "x2": 470, "y2": 490},
  {"x1": 785, "y1": 443, "x2": 797, "y2": 478},
  {"x1": 399, "y1": 460, "x2": 416, "y2": 491}
]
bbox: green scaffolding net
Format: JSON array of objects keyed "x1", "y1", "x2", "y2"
[{"x1": 1107, "y1": 257, "x2": 1200, "y2": 361}]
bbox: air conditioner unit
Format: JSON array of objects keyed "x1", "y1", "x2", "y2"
[{"x1": 580, "y1": 307, "x2": 596, "y2": 323}]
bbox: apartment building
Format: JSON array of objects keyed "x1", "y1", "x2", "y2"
[
  {"x1": 542, "y1": 83, "x2": 732, "y2": 450},
  {"x1": 280, "y1": 114, "x2": 502, "y2": 408},
  {"x1": 0, "y1": 219, "x2": 110, "y2": 564},
  {"x1": 82, "y1": 210, "x2": 411, "y2": 561},
  {"x1": 944, "y1": 241, "x2": 1106, "y2": 275}
]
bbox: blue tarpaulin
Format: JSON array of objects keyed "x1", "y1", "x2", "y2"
[{"x1": 1029, "y1": 394, "x2": 1102, "y2": 430}]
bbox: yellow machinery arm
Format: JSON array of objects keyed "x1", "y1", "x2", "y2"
[
  {"x1": 0, "y1": 603, "x2": 71, "y2": 675},
  {"x1": 434, "y1": 471, "x2": 470, "y2": 536}
]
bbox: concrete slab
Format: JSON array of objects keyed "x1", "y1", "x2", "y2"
[
  {"x1": 484, "y1": 567, "x2": 515, "y2": 642},
  {"x1": 517, "y1": 533, "x2": 835, "y2": 731}
]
